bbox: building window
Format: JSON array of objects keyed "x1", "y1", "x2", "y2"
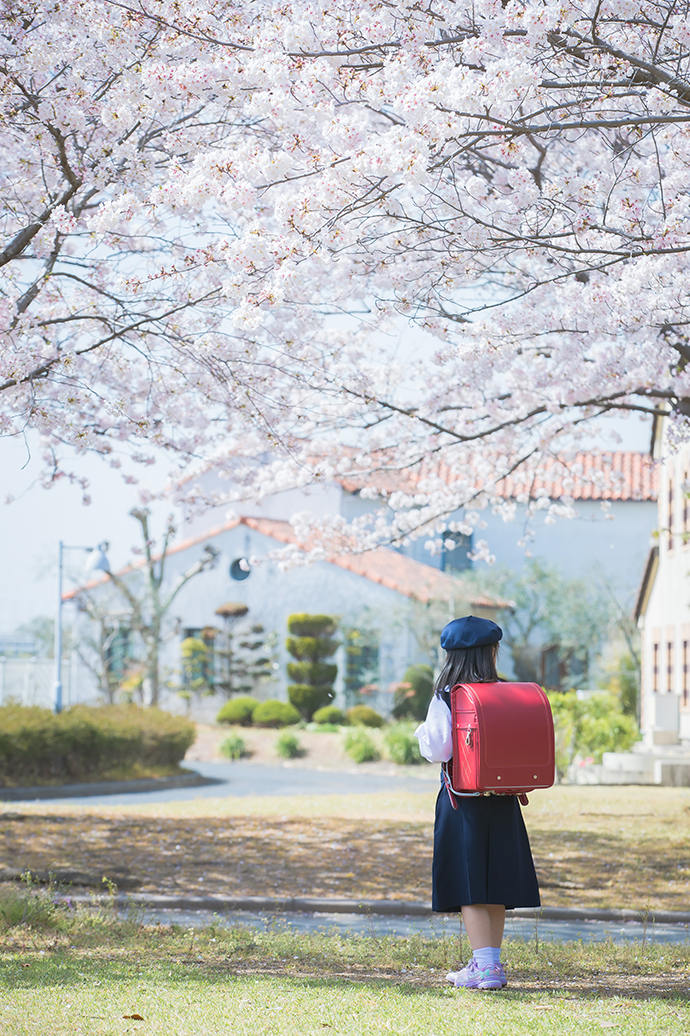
[
  {"x1": 440, "y1": 531, "x2": 473, "y2": 572},
  {"x1": 105, "y1": 626, "x2": 130, "y2": 681},
  {"x1": 668, "y1": 474, "x2": 674, "y2": 551},
  {"x1": 653, "y1": 642, "x2": 659, "y2": 693},
  {"x1": 683, "y1": 640, "x2": 689, "y2": 708},
  {"x1": 344, "y1": 628, "x2": 379, "y2": 705},
  {"x1": 667, "y1": 640, "x2": 674, "y2": 694}
]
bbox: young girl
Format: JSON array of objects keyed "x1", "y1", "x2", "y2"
[{"x1": 415, "y1": 614, "x2": 541, "y2": 991}]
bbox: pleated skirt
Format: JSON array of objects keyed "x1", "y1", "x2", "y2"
[{"x1": 432, "y1": 784, "x2": 541, "y2": 912}]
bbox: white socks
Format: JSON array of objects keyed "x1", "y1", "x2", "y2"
[
  {"x1": 473, "y1": 947, "x2": 494, "y2": 970},
  {"x1": 472, "y1": 947, "x2": 502, "y2": 969}
]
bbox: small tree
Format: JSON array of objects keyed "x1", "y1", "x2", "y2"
[
  {"x1": 77, "y1": 508, "x2": 218, "y2": 706},
  {"x1": 463, "y1": 560, "x2": 614, "y2": 690},
  {"x1": 286, "y1": 614, "x2": 338, "y2": 720}
]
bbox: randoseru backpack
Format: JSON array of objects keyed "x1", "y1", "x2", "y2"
[{"x1": 442, "y1": 681, "x2": 555, "y2": 808}]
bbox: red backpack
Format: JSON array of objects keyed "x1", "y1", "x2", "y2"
[{"x1": 442, "y1": 682, "x2": 555, "y2": 808}]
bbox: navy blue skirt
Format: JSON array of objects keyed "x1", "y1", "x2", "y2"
[{"x1": 432, "y1": 784, "x2": 541, "y2": 912}]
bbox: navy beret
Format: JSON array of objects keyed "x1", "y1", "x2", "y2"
[{"x1": 440, "y1": 615, "x2": 503, "y2": 650}]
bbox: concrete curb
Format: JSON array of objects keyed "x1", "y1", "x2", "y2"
[
  {"x1": 0, "y1": 772, "x2": 222, "y2": 802},
  {"x1": 53, "y1": 893, "x2": 690, "y2": 925}
]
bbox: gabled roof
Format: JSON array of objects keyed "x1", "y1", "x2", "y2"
[
  {"x1": 241, "y1": 516, "x2": 509, "y2": 607},
  {"x1": 63, "y1": 514, "x2": 509, "y2": 609}
]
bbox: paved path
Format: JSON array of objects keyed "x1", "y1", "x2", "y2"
[
  {"x1": 138, "y1": 907, "x2": 690, "y2": 944},
  {"x1": 33, "y1": 761, "x2": 436, "y2": 806}
]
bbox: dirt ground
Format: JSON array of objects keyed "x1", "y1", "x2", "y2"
[
  {"x1": 185, "y1": 723, "x2": 438, "y2": 778},
  {"x1": 1, "y1": 784, "x2": 689, "y2": 913}
]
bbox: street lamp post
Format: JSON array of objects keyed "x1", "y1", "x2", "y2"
[{"x1": 53, "y1": 541, "x2": 110, "y2": 714}]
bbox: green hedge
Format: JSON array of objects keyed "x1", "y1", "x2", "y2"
[
  {"x1": 216, "y1": 696, "x2": 259, "y2": 726},
  {"x1": 346, "y1": 705, "x2": 384, "y2": 728},
  {"x1": 252, "y1": 700, "x2": 301, "y2": 728},
  {"x1": 312, "y1": 705, "x2": 346, "y2": 725},
  {"x1": 0, "y1": 705, "x2": 196, "y2": 787}
]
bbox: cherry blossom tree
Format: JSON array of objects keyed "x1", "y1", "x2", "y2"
[{"x1": 2, "y1": 1, "x2": 689, "y2": 554}]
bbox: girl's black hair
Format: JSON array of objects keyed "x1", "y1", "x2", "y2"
[{"x1": 434, "y1": 643, "x2": 498, "y2": 694}]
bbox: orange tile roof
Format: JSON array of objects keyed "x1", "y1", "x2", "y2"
[
  {"x1": 493, "y1": 451, "x2": 658, "y2": 502},
  {"x1": 338, "y1": 450, "x2": 657, "y2": 502},
  {"x1": 64, "y1": 514, "x2": 508, "y2": 608},
  {"x1": 241, "y1": 516, "x2": 509, "y2": 607}
]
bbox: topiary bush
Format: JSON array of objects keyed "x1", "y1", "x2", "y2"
[
  {"x1": 275, "y1": 731, "x2": 303, "y2": 759},
  {"x1": 343, "y1": 728, "x2": 380, "y2": 763},
  {"x1": 346, "y1": 705, "x2": 385, "y2": 728},
  {"x1": 216, "y1": 696, "x2": 259, "y2": 726},
  {"x1": 252, "y1": 699, "x2": 301, "y2": 728},
  {"x1": 312, "y1": 705, "x2": 346, "y2": 725},
  {"x1": 0, "y1": 705, "x2": 195, "y2": 787},
  {"x1": 391, "y1": 664, "x2": 434, "y2": 721},
  {"x1": 385, "y1": 724, "x2": 423, "y2": 766},
  {"x1": 286, "y1": 613, "x2": 339, "y2": 720}
]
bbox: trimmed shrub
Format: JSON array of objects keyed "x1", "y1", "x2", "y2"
[
  {"x1": 252, "y1": 700, "x2": 301, "y2": 728},
  {"x1": 385, "y1": 724, "x2": 422, "y2": 766},
  {"x1": 288, "y1": 683, "x2": 334, "y2": 720},
  {"x1": 285, "y1": 637, "x2": 339, "y2": 662},
  {"x1": 286, "y1": 613, "x2": 339, "y2": 720},
  {"x1": 220, "y1": 734, "x2": 248, "y2": 760},
  {"x1": 0, "y1": 705, "x2": 195, "y2": 787},
  {"x1": 287, "y1": 614, "x2": 337, "y2": 637},
  {"x1": 392, "y1": 664, "x2": 434, "y2": 721},
  {"x1": 346, "y1": 705, "x2": 384, "y2": 728},
  {"x1": 343, "y1": 728, "x2": 380, "y2": 763},
  {"x1": 216, "y1": 696, "x2": 259, "y2": 726},
  {"x1": 312, "y1": 705, "x2": 346, "y2": 725},
  {"x1": 275, "y1": 732, "x2": 303, "y2": 759},
  {"x1": 287, "y1": 661, "x2": 338, "y2": 685}
]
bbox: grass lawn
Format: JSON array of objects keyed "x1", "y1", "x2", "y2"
[
  {"x1": 2, "y1": 785, "x2": 689, "y2": 912},
  {"x1": 0, "y1": 889, "x2": 688, "y2": 1036}
]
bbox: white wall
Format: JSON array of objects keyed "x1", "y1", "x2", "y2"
[{"x1": 640, "y1": 442, "x2": 690, "y2": 742}]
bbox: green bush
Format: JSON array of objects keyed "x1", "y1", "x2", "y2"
[
  {"x1": 343, "y1": 728, "x2": 380, "y2": 763},
  {"x1": 312, "y1": 705, "x2": 346, "y2": 725},
  {"x1": 346, "y1": 705, "x2": 384, "y2": 728},
  {"x1": 275, "y1": 732, "x2": 303, "y2": 759},
  {"x1": 216, "y1": 696, "x2": 259, "y2": 726},
  {"x1": 391, "y1": 664, "x2": 434, "y2": 721},
  {"x1": 219, "y1": 734, "x2": 248, "y2": 760},
  {"x1": 385, "y1": 724, "x2": 422, "y2": 766},
  {"x1": 547, "y1": 691, "x2": 640, "y2": 775},
  {"x1": 0, "y1": 705, "x2": 196, "y2": 787},
  {"x1": 252, "y1": 700, "x2": 301, "y2": 728}
]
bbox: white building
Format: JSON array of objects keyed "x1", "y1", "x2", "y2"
[
  {"x1": 636, "y1": 421, "x2": 690, "y2": 747},
  {"x1": 64, "y1": 514, "x2": 506, "y2": 719}
]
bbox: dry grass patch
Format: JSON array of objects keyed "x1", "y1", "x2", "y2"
[{"x1": 1, "y1": 786, "x2": 688, "y2": 912}]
